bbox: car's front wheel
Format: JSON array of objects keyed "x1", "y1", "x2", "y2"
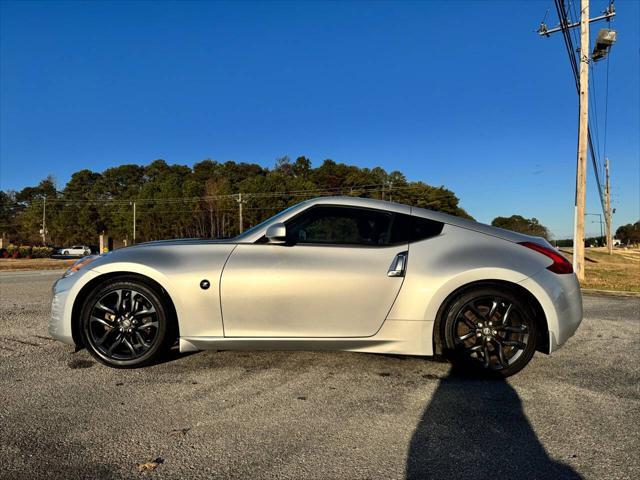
[
  {"x1": 442, "y1": 287, "x2": 538, "y2": 377},
  {"x1": 80, "y1": 278, "x2": 175, "y2": 368}
]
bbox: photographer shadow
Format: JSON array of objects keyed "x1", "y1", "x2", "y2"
[{"x1": 406, "y1": 366, "x2": 581, "y2": 479}]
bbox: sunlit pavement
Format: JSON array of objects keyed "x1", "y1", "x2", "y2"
[{"x1": 1, "y1": 270, "x2": 638, "y2": 479}]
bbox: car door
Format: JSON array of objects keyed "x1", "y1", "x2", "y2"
[{"x1": 220, "y1": 205, "x2": 410, "y2": 338}]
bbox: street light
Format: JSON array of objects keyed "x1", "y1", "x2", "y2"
[{"x1": 592, "y1": 28, "x2": 617, "y2": 62}]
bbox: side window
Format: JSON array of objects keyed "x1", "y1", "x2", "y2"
[
  {"x1": 389, "y1": 213, "x2": 444, "y2": 244},
  {"x1": 286, "y1": 206, "x2": 395, "y2": 246}
]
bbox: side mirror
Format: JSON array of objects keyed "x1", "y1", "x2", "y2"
[{"x1": 265, "y1": 222, "x2": 287, "y2": 244}]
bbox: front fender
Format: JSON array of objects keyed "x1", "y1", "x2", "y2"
[
  {"x1": 59, "y1": 243, "x2": 236, "y2": 342},
  {"x1": 52, "y1": 263, "x2": 182, "y2": 346},
  {"x1": 90, "y1": 245, "x2": 235, "y2": 338}
]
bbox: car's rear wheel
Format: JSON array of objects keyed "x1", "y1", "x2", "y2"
[
  {"x1": 80, "y1": 278, "x2": 174, "y2": 368},
  {"x1": 442, "y1": 287, "x2": 537, "y2": 377}
]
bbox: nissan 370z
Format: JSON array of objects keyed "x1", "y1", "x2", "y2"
[{"x1": 49, "y1": 197, "x2": 583, "y2": 377}]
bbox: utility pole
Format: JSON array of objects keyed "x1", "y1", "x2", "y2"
[
  {"x1": 605, "y1": 158, "x2": 612, "y2": 254},
  {"x1": 236, "y1": 193, "x2": 246, "y2": 234},
  {"x1": 573, "y1": 0, "x2": 590, "y2": 281},
  {"x1": 132, "y1": 201, "x2": 137, "y2": 244},
  {"x1": 41, "y1": 195, "x2": 47, "y2": 245},
  {"x1": 538, "y1": 0, "x2": 617, "y2": 281}
]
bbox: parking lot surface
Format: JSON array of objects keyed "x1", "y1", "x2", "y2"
[{"x1": 0, "y1": 270, "x2": 638, "y2": 479}]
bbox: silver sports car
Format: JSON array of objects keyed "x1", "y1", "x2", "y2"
[{"x1": 50, "y1": 197, "x2": 583, "y2": 377}]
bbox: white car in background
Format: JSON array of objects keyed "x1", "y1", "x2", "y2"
[{"x1": 60, "y1": 245, "x2": 92, "y2": 256}]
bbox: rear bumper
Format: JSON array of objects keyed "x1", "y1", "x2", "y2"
[{"x1": 519, "y1": 270, "x2": 583, "y2": 353}]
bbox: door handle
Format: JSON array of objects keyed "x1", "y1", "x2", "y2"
[{"x1": 388, "y1": 251, "x2": 408, "y2": 277}]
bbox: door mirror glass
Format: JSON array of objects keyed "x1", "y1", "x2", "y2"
[{"x1": 265, "y1": 222, "x2": 287, "y2": 243}]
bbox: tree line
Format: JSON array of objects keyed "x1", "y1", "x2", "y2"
[
  {"x1": 614, "y1": 222, "x2": 640, "y2": 246},
  {"x1": 0, "y1": 157, "x2": 473, "y2": 246}
]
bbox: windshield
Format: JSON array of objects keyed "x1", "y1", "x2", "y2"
[{"x1": 232, "y1": 203, "x2": 302, "y2": 241}]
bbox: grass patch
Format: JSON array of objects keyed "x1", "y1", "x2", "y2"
[
  {"x1": 562, "y1": 247, "x2": 640, "y2": 293},
  {"x1": 0, "y1": 258, "x2": 74, "y2": 271}
]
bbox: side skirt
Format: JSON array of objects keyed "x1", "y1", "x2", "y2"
[{"x1": 179, "y1": 320, "x2": 435, "y2": 356}]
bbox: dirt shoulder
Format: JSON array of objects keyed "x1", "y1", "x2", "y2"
[{"x1": 0, "y1": 258, "x2": 74, "y2": 272}]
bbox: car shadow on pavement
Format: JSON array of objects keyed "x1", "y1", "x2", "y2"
[{"x1": 406, "y1": 366, "x2": 581, "y2": 480}]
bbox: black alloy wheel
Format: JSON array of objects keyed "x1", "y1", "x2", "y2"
[
  {"x1": 443, "y1": 287, "x2": 538, "y2": 377},
  {"x1": 81, "y1": 278, "x2": 173, "y2": 368}
]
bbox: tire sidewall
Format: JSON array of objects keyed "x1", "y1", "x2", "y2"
[
  {"x1": 442, "y1": 286, "x2": 538, "y2": 378},
  {"x1": 80, "y1": 278, "x2": 170, "y2": 368}
]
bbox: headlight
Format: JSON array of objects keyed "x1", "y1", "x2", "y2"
[{"x1": 63, "y1": 255, "x2": 99, "y2": 278}]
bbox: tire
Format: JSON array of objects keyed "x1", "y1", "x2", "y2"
[
  {"x1": 80, "y1": 277, "x2": 175, "y2": 368},
  {"x1": 63, "y1": 250, "x2": 69, "y2": 255},
  {"x1": 441, "y1": 286, "x2": 538, "y2": 378}
]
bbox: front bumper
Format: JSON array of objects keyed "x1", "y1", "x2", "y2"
[
  {"x1": 49, "y1": 276, "x2": 75, "y2": 345},
  {"x1": 49, "y1": 269, "x2": 99, "y2": 346}
]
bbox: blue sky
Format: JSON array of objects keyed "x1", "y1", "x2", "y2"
[{"x1": 1, "y1": 0, "x2": 638, "y2": 238}]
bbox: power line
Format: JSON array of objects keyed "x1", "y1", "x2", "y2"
[
  {"x1": 568, "y1": 0, "x2": 603, "y2": 182},
  {"x1": 553, "y1": 0, "x2": 606, "y2": 214},
  {"x1": 19, "y1": 183, "x2": 387, "y2": 205},
  {"x1": 16, "y1": 182, "x2": 438, "y2": 207}
]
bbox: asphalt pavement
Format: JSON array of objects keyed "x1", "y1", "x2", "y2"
[{"x1": 0, "y1": 270, "x2": 638, "y2": 480}]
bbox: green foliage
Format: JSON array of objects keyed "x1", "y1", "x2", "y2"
[
  {"x1": 491, "y1": 215, "x2": 550, "y2": 239},
  {"x1": 3, "y1": 158, "x2": 474, "y2": 244},
  {"x1": 551, "y1": 236, "x2": 607, "y2": 248},
  {"x1": 31, "y1": 246, "x2": 54, "y2": 258},
  {"x1": 9, "y1": 176, "x2": 59, "y2": 245},
  {"x1": 615, "y1": 221, "x2": 640, "y2": 245},
  {"x1": 0, "y1": 191, "x2": 16, "y2": 232}
]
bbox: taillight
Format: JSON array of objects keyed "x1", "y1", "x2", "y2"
[{"x1": 518, "y1": 242, "x2": 574, "y2": 274}]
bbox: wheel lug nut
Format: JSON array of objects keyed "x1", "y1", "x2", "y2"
[
  {"x1": 478, "y1": 323, "x2": 483, "y2": 328},
  {"x1": 492, "y1": 330, "x2": 497, "y2": 335},
  {"x1": 477, "y1": 332, "x2": 482, "y2": 337}
]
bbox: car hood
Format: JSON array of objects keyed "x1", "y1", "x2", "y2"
[{"x1": 123, "y1": 238, "x2": 236, "y2": 249}]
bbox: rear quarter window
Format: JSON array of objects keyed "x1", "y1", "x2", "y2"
[
  {"x1": 390, "y1": 214, "x2": 444, "y2": 244},
  {"x1": 411, "y1": 216, "x2": 444, "y2": 242}
]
